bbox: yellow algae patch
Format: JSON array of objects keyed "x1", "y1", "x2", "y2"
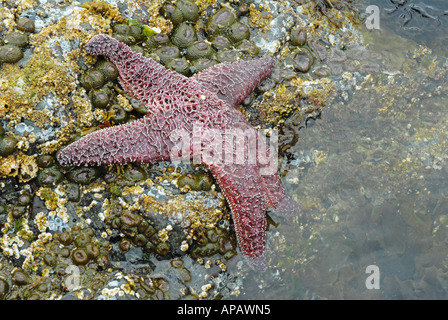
[
  {"x1": 298, "y1": 0, "x2": 361, "y2": 32},
  {"x1": 1, "y1": 3, "x2": 125, "y2": 154},
  {"x1": 0, "y1": 7, "x2": 16, "y2": 31},
  {"x1": 0, "y1": 155, "x2": 20, "y2": 177},
  {"x1": 306, "y1": 77, "x2": 336, "y2": 108},
  {"x1": 37, "y1": 122, "x2": 78, "y2": 154},
  {"x1": 142, "y1": 0, "x2": 173, "y2": 34},
  {"x1": 121, "y1": 185, "x2": 144, "y2": 196},
  {"x1": 81, "y1": 0, "x2": 122, "y2": 22},
  {"x1": 374, "y1": 46, "x2": 447, "y2": 116},
  {"x1": 72, "y1": 89, "x2": 96, "y2": 127},
  {"x1": 15, "y1": 0, "x2": 38, "y2": 14},
  {"x1": 258, "y1": 83, "x2": 302, "y2": 126},
  {"x1": 0, "y1": 49, "x2": 76, "y2": 125},
  {"x1": 0, "y1": 152, "x2": 38, "y2": 182},
  {"x1": 195, "y1": 0, "x2": 217, "y2": 12},
  {"x1": 373, "y1": 122, "x2": 448, "y2": 191},
  {"x1": 16, "y1": 153, "x2": 38, "y2": 182},
  {"x1": 313, "y1": 150, "x2": 328, "y2": 166},
  {"x1": 139, "y1": 193, "x2": 228, "y2": 239},
  {"x1": 248, "y1": 3, "x2": 273, "y2": 32},
  {"x1": 117, "y1": 94, "x2": 133, "y2": 112},
  {"x1": 0, "y1": 3, "x2": 118, "y2": 121},
  {"x1": 30, "y1": 6, "x2": 115, "y2": 61},
  {"x1": 255, "y1": 77, "x2": 335, "y2": 126}
]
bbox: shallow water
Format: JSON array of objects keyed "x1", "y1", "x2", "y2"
[
  {"x1": 375, "y1": 0, "x2": 448, "y2": 57},
  {"x1": 241, "y1": 0, "x2": 448, "y2": 299}
]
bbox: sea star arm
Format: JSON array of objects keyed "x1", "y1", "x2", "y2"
[
  {"x1": 191, "y1": 57, "x2": 276, "y2": 108},
  {"x1": 261, "y1": 174, "x2": 302, "y2": 216},
  {"x1": 206, "y1": 162, "x2": 267, "y2": 272},
  {"x1": 85, "y1": 34, "x2": 189, "y2": 108},
  {"x1": 248, "y1": 128, "x2": 302, "y2": 216},
  {"x1": 57, "y1": 117, "x2": 171, "y2": 166}
]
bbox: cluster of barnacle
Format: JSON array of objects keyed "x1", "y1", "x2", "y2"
[
  {"x1": 0, "y1": 225, "x2": 110, "y2": 300},
  {"x1": 0, "y1": 125, "x2": 39, "y2": 182},
  {"x1": 0, "y1": 17, "x2": 34, "y2": 66},
  {"x1": 0, "y1": 155, "x2": 62, "y2": 241}
]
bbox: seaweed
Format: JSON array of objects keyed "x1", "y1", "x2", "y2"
[{"x1": 298, "y1": 0, "x2": 362, "y2": 28}]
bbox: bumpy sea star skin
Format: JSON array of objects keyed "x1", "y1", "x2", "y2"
[
  {"x1": 191, "y1": 58, "x2": 273, "y2": 108},
  {"x1": 58, "y1": 34, "x2": 300, "y2": 271}
]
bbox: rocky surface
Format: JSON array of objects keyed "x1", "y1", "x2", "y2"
[{"x1": 2, "y1": 0, "x2": 448, "y2": 300}]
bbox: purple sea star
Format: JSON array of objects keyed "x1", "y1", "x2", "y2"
[{"x1": 58, "y1": 34, "x2": 300, "y2": 271}]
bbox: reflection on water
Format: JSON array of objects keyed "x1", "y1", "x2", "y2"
[{"x1": 242, "y1": 0, "x2": 448, "y2": 299}]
